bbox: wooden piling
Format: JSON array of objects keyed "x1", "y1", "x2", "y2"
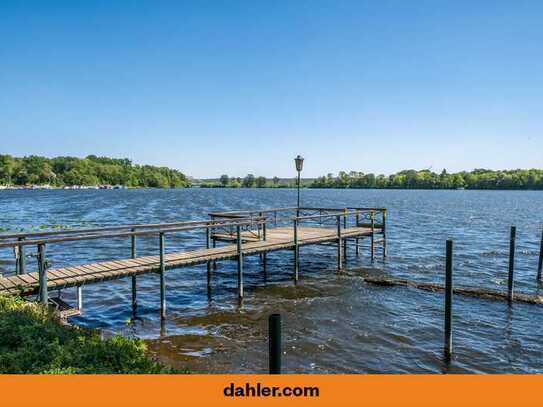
[
  {"x1": 508, "y1": 226, "x2": 516, "y2": 304},
  {"x1": 159, "y1": 232, "x2": 166, "y2": 319},
  {"x1": 38, "y1": 243, "x2": 48, "y2": 305},
  {"x1": 444, "y1": 240, "x2": 453, "y2": 359},
  {"x1": 131, "y1": 229, "x2": 137, "y2": 316},
  {"x1": 337, "y1": 215, "x2": 343, "y2": 271},
  {"x1": 236, "y1": 225, "x2": 244, "y2": 299},
  {"x1": 269, "y1": 314, "x2": 282, "y2": 374},
  {"x1": 293, "y1": 219, "x2": 299, "y2": 282},
  {"x1": 537, "y1": 227, "x2": 543, "y2": 281}
]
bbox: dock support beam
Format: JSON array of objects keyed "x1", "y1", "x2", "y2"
[
  {"x1": 337, "y1": 215, "x2": 343, "y2": 271},
  {"x1": 159, "y1": 232, "x2": 166, "y2": 319},
  {"x1": 537, "y1": 227, "x2": 543, "y2": 281},
  {"x1": 38, "y1": 243, "x2": 48, "y2": 305},
  {"x1": 508, "y1": 226, "x2": 516, "y2": 304},
  {"x1": 293, "y1": 219, "x2": 299, "y2": 283},
  {"x1": 444, "y1": 240, "x2": 453, "y2": 360},
  {"x1": 131, "y1": 229, "x2": 137, "y2": 317},
  {"x1": 236, "y1": 225, "x2": 244, "y2": 299}
]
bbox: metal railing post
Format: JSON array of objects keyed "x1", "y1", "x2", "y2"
[
  {"x1": 38, "y1": 243, "x2": 48, "y2": 305},
  {"x1": 337, "y1": 215, "x2": 343, "y2": 271},
  {"x1": 370, "y1": 211, "x2": 375, "y2": 261},
  {"x1": 131, "y1": 228, "x2": 137, "y2": 317},
  {"x1": 159, "y1": 232, "x2": 166, "y2": 319},
  {"x1": 263, "y1": 219, "x2": 268, "y2": 281},
  {"x1": 16, "y1": 237, "x2": 26, "y2": 275},
  {"x1": 237, "y1": 225, "x2": 244, "y2": 299},
  {"x1": 355, "y1": 213, "x2": 360, "y2": 257},
  {"x1": 343, "y1": 210, "x2": 348, "y2": 264},
  {"x1": 206, "y1": 224, "x2": 212, "y2": 297}
]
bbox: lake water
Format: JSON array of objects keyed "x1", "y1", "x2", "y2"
[{"x1": 1, "y1": 188, "x2": 542, "y2": 373}]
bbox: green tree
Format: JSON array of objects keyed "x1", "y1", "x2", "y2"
[
  {"x1": 242, "y1": 174, "x2": 255, "y2": 188},
  {"x1": 219, "y1": 174, "x2": 230, "y2": 187},
  {"x1": 256, "y1": 176, "x2": 267, "y2": 188}
]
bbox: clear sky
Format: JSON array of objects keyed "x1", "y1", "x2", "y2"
[{"x1": 1, "y1": 1, "x2": 541, "y2": 178}]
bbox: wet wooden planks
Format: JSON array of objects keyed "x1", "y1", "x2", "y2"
[{"x1": 0, "y1": 225, "x2": 378, "y2": 296}]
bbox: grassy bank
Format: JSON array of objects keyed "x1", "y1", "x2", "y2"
[{"x1": 0, "y1": 296, "x2": 173, "y2": 374}]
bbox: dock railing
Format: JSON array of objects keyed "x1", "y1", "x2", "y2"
[{"x1": 0, "y1": 206, "x2": 387, "y2": 310}]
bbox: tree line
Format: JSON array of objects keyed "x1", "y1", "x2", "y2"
[
  {"x1": 200, "y1": 174, "x2": 301, "y2": 188},
  {"x1": 0, "y1": 155, "x2": 190, "y2": 188},
  {"x1": 310, "y1": 169, "x2": 543, "y2": 190}
]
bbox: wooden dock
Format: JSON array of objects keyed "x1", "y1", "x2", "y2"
[{"x1": 0, "y1": 207, "x2": 387, "y2": 318}]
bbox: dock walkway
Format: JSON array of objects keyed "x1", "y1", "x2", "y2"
[{"x1": 0, "y1": 207, "x2": 387, "y2": 318}]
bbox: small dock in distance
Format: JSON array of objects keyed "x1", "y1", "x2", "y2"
[{"x1": 0, "y1": 207, "x2": 387, "y2": 318}]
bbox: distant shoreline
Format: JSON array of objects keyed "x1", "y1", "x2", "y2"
[{"x1": 2, "y1": 185, "x2": 543, "y2": 192}]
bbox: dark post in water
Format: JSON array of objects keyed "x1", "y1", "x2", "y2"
[
  {"x1": 508, "y1": 226, "x2": 516, "y2": 304},
  {"x1": 269, "y1": 314, "x2": 282, "y2": 374},
  {"x1": 444, "y1": 240, "x2": 453, "y2": 360}
]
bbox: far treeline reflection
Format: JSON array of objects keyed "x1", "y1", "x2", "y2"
[{"x1": 0, "y1": 154, "x2": 542, "y2": 190}]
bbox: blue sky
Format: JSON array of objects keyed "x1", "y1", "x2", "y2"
[{"x1": 1, "y1": 1, "x2": 541, "y2": 177}]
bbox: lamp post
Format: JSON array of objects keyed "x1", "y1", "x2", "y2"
[{"x1": 294, "y1": 155, "x2": 304, "y2": 214}]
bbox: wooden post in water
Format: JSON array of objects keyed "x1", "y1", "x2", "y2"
[
  {"x1": 131, "y1": 228, "x2": 137, "y2": 317},
  {"x1": 269, "y1": 314, "x2": 282, "y2": 374},
  {"x1": 537, "y1": 227, "x2": 543, "y2": 281},
  {"x1": 508, "y1": 226, "x2": 516, "y2": 304},
  {"x1": 293, "y1": 218, "x2": 299, "y2": 283},
  {"x1": 444, "y1": 240, "x2": 453, "y2": 360},
  {"x1": 206, "y1": 225, "x2": 212, "y2": 297},
  {"x1": 370, "y1": 212, "x2": 375, "y2": 261},
  {"x1": 236, "y1": 225, "x2": 244, "y2": 299},
  {"x1": 159, "y1": 232, "x2": 166, "y2": 319},
  {"x1": 336, "y1": 215, "x2": 343, "y2": 271},
  {"x1": 38, "y1": 243, "x2": 48, "y2": 305}
]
